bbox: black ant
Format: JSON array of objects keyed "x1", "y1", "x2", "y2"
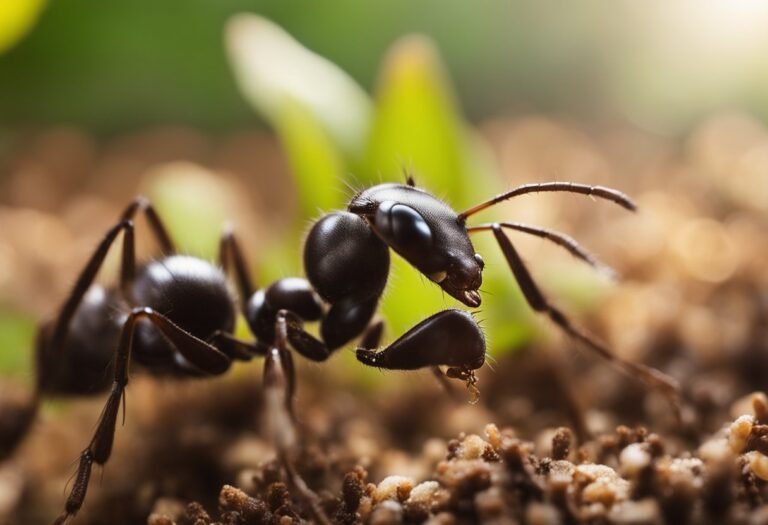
[{"x1": 5, "y1": 177, "x2": 680, "y2": 524}]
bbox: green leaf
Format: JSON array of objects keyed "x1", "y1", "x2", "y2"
[
  {"x1": 274, "y1": 98, "x2": 346, "y2": 220},
  {"x1": 146, "y1": 162, "x2": 233, "y2": 258},
  {"x1": 254, "y1": 98, "x2": 348, "y2": 281},
  {"x1": 225, "y1": 14, "x2": 356, "y2": 279},
  {"x1": 363, "y1": 35, "x2": 478, "y2": 204},
  {"x1": 226, "y1": 13, "x2": 372, "y2": 161}
]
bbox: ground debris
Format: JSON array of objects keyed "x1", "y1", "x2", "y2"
[{"x1": 122, "y1": 395, "x2": 768, "y2": 524}]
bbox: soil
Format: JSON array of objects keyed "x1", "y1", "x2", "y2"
[{"x1": 1, "y1": 115, "x2": 768, "y2": 524}]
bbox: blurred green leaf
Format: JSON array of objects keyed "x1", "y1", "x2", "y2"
[
  {"x1": 363, "y1": 35, "x2": 474, "y2": 202},
  {"x1": 255, "y1": 98, "x2": 348, "y2": 283},
  {"x1": 0, "y1": 309, "x2": 36, "y2": 380},
  {"x1": 226, "y1": 13, "x2": 372, "y2": 161},
  {"x1": 226, "y1": 13, "x2": 357, "y2": 281},
  {"x1": 274, "y1": 98, "x2": 346, "y2": 219},
  {"x1": 146, "y1": 162, "x2": 233, "y2": 258}
]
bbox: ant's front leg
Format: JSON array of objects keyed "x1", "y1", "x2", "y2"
[
  {"x1": 356, "y1": 309, "x2": 486, "y2": 400},
  {"x1": 487, "y1": 224, "x2": 683, "y2": 417}
]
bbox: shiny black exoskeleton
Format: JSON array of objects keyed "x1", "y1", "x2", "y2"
[{"x1": 8, "y1": 177, "x2": 682, "y2": 525}]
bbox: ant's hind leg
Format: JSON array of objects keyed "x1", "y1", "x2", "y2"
[
  {"x1": 121, "y1": 196, "x2": 176, "y2": 255},
  {"x1": 218, "y1": 226, "x2": 256, "y2": 308},
  {"x1": 44, "y1": 196, "x2": 174, "y2": 380},
  {"x1": 53, "y1": 307, "x2": 231, "y2": 524},
  {"x1": 39, "y1": 217, "x2": 135, "y2": 394},
  {"x1": 211, "y1": 330, "x2": 269, "y2": 361}
]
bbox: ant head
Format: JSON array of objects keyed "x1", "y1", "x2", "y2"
[{"x1": 349, "y1": 184, "x2": 483, "y2": 307}]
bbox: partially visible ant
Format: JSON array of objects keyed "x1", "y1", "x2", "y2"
[{"x1": 3, "y1": 176, "x2": 680, "y2": 524}]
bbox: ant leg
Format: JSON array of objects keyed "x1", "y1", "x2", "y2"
[
  {"x1": 356, "y1": 309, "x2": 486, "y2": 400},
  {"x1": 119, "y1": 216, "x2": 136, "y2": 296},
  {"x1": 431, "y1": 366, "x2": 463, "y2": 402},
  {"x1": 273, "y1": 309, "x2": 332, "y2": 413},
  {"x1": 121, "y1": 196, "x2": 176, "y2": 254},
  {"x1": 359, "y1": 319, "x2": 384, "y2": 349},
  {"x1": 282, "y1": 311, "x2": 330, "y2": 363},
  {"x1": 53, "y1": 307, "x2": 231, "y2": 524},
  {"x1": 211, "y1": 330, "x2": 269, "y2": 361},
  {"x1": 487, "y1": 224, "x2": 682, "y2": 415},
  {"x1": 40, "y1": 218, "x2": 133, "y2": 390},
  {"x1": 264, "y1": 312, "x2": 331, "y2": 525},
  {"x1": 44, "y1": 196, "x2": 170, "y2": 381},
  {"x1": 218, "y1": 226, "x2": 256, "y2": 309}
]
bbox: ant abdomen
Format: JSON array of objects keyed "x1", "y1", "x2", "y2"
[{"x1": 131, "y1": 255, "x2": 236, "y2": 341}]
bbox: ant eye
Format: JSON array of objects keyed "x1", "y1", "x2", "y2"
[
  {"x1": 375, "y1": 201, "x2": 433, "y2": 250},
  {"x1": 390, "y1": 204, "x2": 432, "y2": 247},
  {"x1": 474, "y1": 253, "x2": 485, "y2": 269}
]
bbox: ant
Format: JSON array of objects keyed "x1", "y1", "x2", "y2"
[{"x1": 4, "y1": 177, "x2": 680, "y2": 525}]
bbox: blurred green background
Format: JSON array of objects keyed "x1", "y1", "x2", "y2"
[{"x1": 3, "y1": 0, "x2": 768, "y2": 135}]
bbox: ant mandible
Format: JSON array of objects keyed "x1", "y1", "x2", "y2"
[{"x1": 11, "y1": 176, "x2": 680, "y2": 525}]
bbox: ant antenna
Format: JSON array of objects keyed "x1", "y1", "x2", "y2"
[
  {"x1": 458, "y1": 182, "x2": 637, "y2": 222},
  {"x1": 467, "y1": 222, "x2": 616, "y2": 277}
]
